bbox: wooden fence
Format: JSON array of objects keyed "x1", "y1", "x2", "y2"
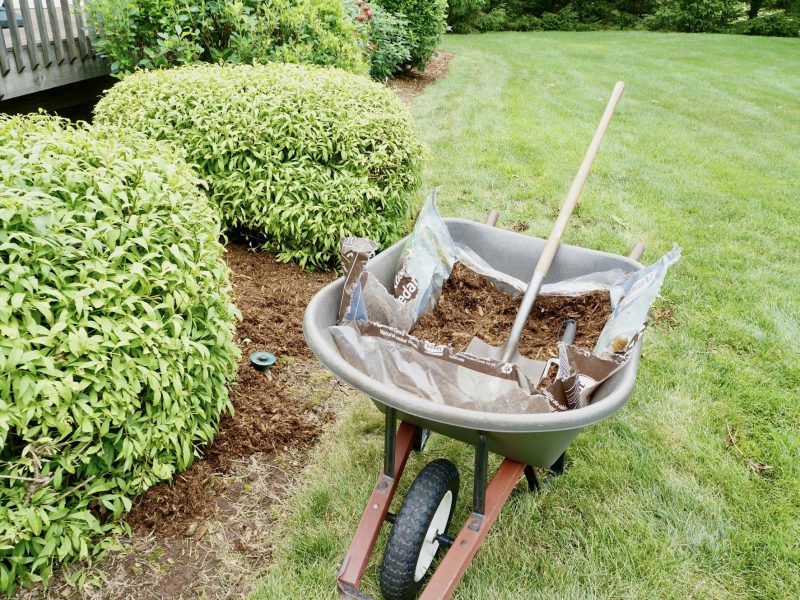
[{"x1": 1, "y1": 0, "x2": 109, "y2": 100}]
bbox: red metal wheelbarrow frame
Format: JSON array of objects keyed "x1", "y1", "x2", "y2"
[{"x1": 337, "y1": 408, "x2": 546, "y2": 600}]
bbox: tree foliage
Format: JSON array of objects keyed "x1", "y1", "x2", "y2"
[{"x1": 645, "y1": 0, "x2": 739, "y2": 32}]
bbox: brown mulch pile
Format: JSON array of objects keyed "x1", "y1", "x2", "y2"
[
  {"x1": 126, "y1": 244, "x2": 335, "y2": 537},
  {"x1": 411, "y1": 263, "x2": 612, "y2": 361},
  {"x1": 388, "y1": 51, "x2": 454, "y2": 104}
]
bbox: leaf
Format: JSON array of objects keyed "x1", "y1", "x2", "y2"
[
  {"x1": 11, "y1": 292, "x2": 26, "y2": 309},
  {"x1": 28, "y1": 510, "x2": 43, "y2": 536}
]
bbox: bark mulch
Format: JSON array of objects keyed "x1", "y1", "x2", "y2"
[
  {"x1": 388, "y1": 51, "x2": 454, "y2": 104},
  {"x1": 125, "y1": 244, "x2": 335, "y2": 537},
  {"x1": 411, "y1": 262, "x2": 612, "y2": 361}
]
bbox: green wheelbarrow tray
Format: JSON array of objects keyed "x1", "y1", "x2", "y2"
[{"x1": 303, "y1": 217, "x2": 644, "y2": 469}]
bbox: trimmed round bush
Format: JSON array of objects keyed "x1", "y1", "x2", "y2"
[
  {"x1": 94, "y1": 63, "x2": 425, "y2": 269},
  {"x1": 0, "y1": 115, "x2": 239, "y2": 593}
]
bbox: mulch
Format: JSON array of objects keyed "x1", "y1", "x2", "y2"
[
  {"x1": 125, "y1": 244, "x2": 335, "y2": 537},
  {"x1": 411, "y1": 263, "x2": 612, "y2": 361},
  {"x1": 125, "y1": 254, "x2": 610, "y2": 537},
  {"x1": 388, "y1": 51, "x2": 454, "y2": 104}
]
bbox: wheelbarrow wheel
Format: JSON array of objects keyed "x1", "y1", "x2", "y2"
[{"x1": 380, "y1": 459, "x2": 459, "y2": 600}]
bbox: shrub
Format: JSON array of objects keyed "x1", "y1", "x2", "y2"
[
  {"x1": 85, "y1": 0, "x2": 365, "y2": 76},
  {"x1": 0, "y1": 115, "x2": 239, "y2": 594},
  {"x1": 346, "y1": 0, "x2": 412, "y2": 80},
  {"x1": 473, "y1": 6, "x2": 512, "y2": 31},
  {"x1": 374, "y1": 0, "x2": 448, "y2": 69},
  {"x1": 447, "y1": 0, "x2": 490, "y2": 32},
  {"x1": 645, "y1": 0, "x2": 738, "y2": 32},
  {"x1": 448, "y1": 1, "x2": 648, "y2": 32},
  {"x1": 735, "y1": 11, "x2": 799, "y2": 36},
  {"x1": 94, "y1": 63, "x2": 425, "y2": 270},
  {"x1": 510, "y1": 14, "x2": 547, "y2": 30},
  {"x1": 541, "y1": 5, "x2": 583, "y2": 29}
]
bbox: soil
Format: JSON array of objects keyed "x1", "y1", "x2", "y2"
[
  {"x1": 388, "y1": 51, "x2": 454, "y2": 104},
  {"x1": 411, "y1": 263, "x2": 613, "y2": 361}
]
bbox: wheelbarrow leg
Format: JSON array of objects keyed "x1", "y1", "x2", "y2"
[
  {"x1": 419, "y1": 436, "x2": 525, "y2": 600},
  {"x1": 524, "y1": 465, "x2": 540, "y2": 491},
  {"x1": 337, "y1": 409, "x2": 418, "y2": 595},
  {"x1": 550, "y1": 451, "x2": 566, "y2": 476}
]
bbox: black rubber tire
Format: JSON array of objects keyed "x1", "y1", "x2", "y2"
[{"x1": 380, "y1": 459, "x2": 459, "y2": 600}]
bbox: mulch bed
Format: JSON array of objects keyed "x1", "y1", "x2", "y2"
[
  {"x1": 388, "y1": 51, "x2": 454, "y2": 104},
  {"x1": 126, "y1": 244, "x2": 335, "y2": 537},
  {"x1": 411, "y1": 263, "x2": 612, "y2": 361}
]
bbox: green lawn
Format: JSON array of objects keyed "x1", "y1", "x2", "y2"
[{"x1": 252, "y1": 32, "x2": 800, "y2": 599}]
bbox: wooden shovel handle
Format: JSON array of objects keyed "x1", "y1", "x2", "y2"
[{"x1": 534, "y1": 81, "x2": 625, "y2": 276}]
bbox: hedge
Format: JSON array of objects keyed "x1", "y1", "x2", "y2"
[
  {"x1": 447, "y1": 0, "x2": 800, "y2": 35},
  {"x1": 0, "y1": 115, "x2": 240, "y2": 593},
  {"x1": 94, "y1": 63, "x2": 425, "y2": 269},
  {"x1": 85, "y1": 0, "x2": 366, "y2": 76}
]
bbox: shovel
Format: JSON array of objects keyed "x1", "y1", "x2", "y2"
[{"x1": 466, "y1": 82, "x2": 625, "y2": 380}]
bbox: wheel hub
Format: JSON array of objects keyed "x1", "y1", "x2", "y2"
[{"x1": 414, "y1": 490, "x2": 453, "y2": 582}]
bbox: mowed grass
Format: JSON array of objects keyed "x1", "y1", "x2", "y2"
[{"x1": 252, "y1": 32, "x2": 800, "y2": 599}]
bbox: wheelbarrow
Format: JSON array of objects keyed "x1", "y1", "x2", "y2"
[{"x1": 303, "y1": 219, "x2": 645, "y2": 600}]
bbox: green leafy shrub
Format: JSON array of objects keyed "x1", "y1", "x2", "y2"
[
  {"x1": 569, "y1": 0, "x2": 656, "y2": 24},
  {"x1": 610, "y1": 9, "x2": 643, "y2": 28},
  {"x1": 645, "y1": 0, "x2": 738, "y2": 32},
  {"x1": 447, "y1": 0, "x2": 490, "y2": 33},
  {"x1": 508, "y1": 13, "x2": 547, "y2": 30},
  {"x1": 367, "y1": 6, "x2": 412, "y2": 80},
  {"x1": 473, "y1": 6, "x2": 512, "y2": 31},
  {"x1": 540, "y1": 5, "x2": 582, "y2": 29},
  {"x1": 735, "y1": 11, "x2": 799, "y2": 36},
  {"x1": 448, "y1": 1, "x2": 648, "y2": 32},
  {"x1": 346, "y1": 0, "x2": 412, "y2": 80},
  {"x1": 85, "y1": 0, "x2": 365, "y2": 76},
  {"x1": 0, "y1": 114, "x2": 239, "y2": 594},
  {"x1": 94, "y1": 63, "x2": 425, "y2": 269},
  {"x1": 374, "y1": 0, "x2": 447, "y2": 69}
]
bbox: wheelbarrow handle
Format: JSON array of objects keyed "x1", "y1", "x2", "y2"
[{"x1": 628, "y1": 242, "x2": 645, "y2": 262}]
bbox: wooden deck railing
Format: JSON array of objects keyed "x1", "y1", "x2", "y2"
[{"x1": 1, "y1": 0, "x2": 109, "y2": 100}]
